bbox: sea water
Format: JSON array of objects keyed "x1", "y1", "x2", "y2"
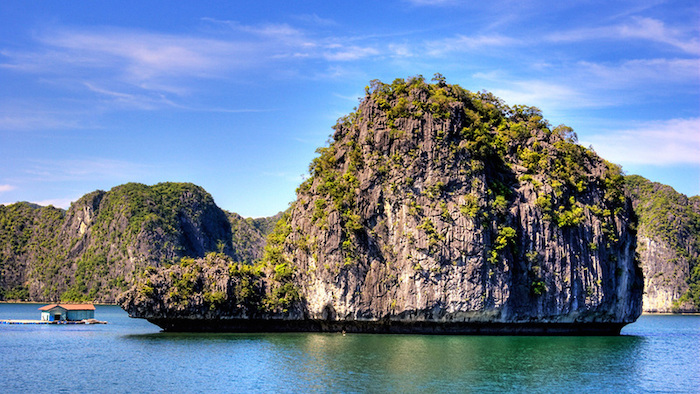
[{"x1": 1, "y1": 303, "x2": 698, "y2": 393}]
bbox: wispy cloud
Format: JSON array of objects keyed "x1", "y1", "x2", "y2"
[
  {"x1": 0, "y1": 102, "x2": 95, "y2": 131},
  {"x1": 425, "y1": 34, "x2": 518, "y2": 56},
  {"x1": 388, "y1": 43, "x2": 414, "y2": 58},
  {"x1": 323, "y1": 45, "x2": 380, "y2": 61},
  {"x1": 2, "y1": 23, "x2": 360, "y2": 114},
  {"x1": 21, "y1": 158, "x2": 156, "y2": 183},
  {"x1": 38, "y1": 28, "x2": 262, "y2": 81},
  {"x1": 1, "y1": 27, "x2": 266, "y2": 114},
  {"x1": 0, "y1": 113, "x2": 84, "y2": 131},
  {"x1": 472, "y1": 73, "x2": 605, "y2": 114},
  {"x1": 2, "y1": 22, "x2": 394, "y2": 95},
  {"x1": 472, "y1": 54, "x2": 699, "y2": 114},
  {"x1": 577, "y1": 58, "x2": 700, "y2": 89},
  {"x1": 0, "y1": 188, "x2": 79, "y2": 209},
  {"x1": 495, "y1": 82, "x2": 593, "y2": 109},
  {"x1": 83, "y1": 82, "x2": 184, "y2": 110},
  {"x1": 292, "y1": 14, "x2": 337, "y2": 27},
  {"x1": 31, "y1": 197, "x2": 77, "y2": 209},
  {"x1": 207, "y1": 18, "x2": 382, "y2": 63},
  {"x1": 582, "y1": 117, "x2": 700, "y2": 166},
  {"x1": 547, "y1": 17, "x2": 700, "y2": 55},
  {"x1": 0, "y1": 196, "x2": 77, "y2": 209}
]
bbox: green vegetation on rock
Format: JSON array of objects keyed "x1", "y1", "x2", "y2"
[{"x1": 0, "y1": 183, "x2": 275, "y2": 303}]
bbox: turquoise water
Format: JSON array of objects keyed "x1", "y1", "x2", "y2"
[{"x1": 1, "y1": 304, "x2": 698, "y2": 393}]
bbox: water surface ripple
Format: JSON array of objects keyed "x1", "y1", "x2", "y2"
[{"x1": 1, "y1": 304, "x2": 697, "y2": 393}]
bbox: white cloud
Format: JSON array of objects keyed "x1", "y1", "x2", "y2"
[
  {"x1": 619, "y1": 17, "x2": 700, "y2": 55},
  {"x1": 546, "y1": 17, "x2": 700, "y2": 55},
  {"x1": 471, "y1": 55, "x2": 699, "y2": 115},
  {"x1": 2, "y1": 23, "x2": 318, "y2": 92},
  {"x1": 2, "y1": 23, "x2": 396, "y2": 97},
  {"x1": 30, "y1": 197, "x2": 76, "y2": 209},
  {"x1": 0, "y1": 101, "x2": 95, "y2": 131},
  {"x1": 582, "y1": 118, "x2": 700, "y2": 166},
  {"x1": 323, "y1": 45, "x2": 380, "y2": 61},
  {"x1": 82, "y1": 82, "x2": 183, "y2": 110},
  {"x1": 2, "y1": 23, "x2": 386, "y2": 114},
  {"x1": 21, "y1": 158, "x2": 156, "y2": 183},
  {"x1": 0, "y1": 184, "x2": 16, "y2": 193},
  {"x1": 292, "y1": 14, "x2": 337, "y2": 27},
  {"x1": 426, "y1": 34, "x2": 518, "y2": 56},
  {"x1": 1, "y1": 28, "x2": 269, "y2": 115},
  {"x1": 1, "y1": 196, "x2": 82, "y2": 209},
  {"x1": 0, "y1": 195, "x2": 76, "y2": 209},
  {"x1": 39, "y1": 28, "x2": 260, "y2": 81},
  {"x1": 0, "y1": 113, "x2": 83, "y2": 131},
  {"x1": 490, "y1": 81, "x2": 588, "y2": 108},
  {"x1": 388, "y1": 43, "x2": 413, "y2": 58},
  {"x1": 472, "y1": 74, "x2": 606, "y2": 114},
  {"x1": 576, "y1": 58, "x2": 700, "y2": 89}
]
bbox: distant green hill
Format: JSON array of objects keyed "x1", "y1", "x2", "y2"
[
  {"x1": 626, "y1": 175, "x2": 700, "y2": 311},
  {"x1": 0, "y1": 182, "x2": 275, "y2": 303}
]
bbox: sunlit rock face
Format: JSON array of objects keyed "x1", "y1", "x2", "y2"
[{"x1": 282, "y1": 77, "x2": 642, "y2": 327}]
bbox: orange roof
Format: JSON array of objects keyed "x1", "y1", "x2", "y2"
[{"x1": 38, "y1": 304, "x2": 95, "y2": 311}]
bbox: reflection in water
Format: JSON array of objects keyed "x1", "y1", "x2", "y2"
[
  {"x1": 119, "y1": 328, "x2": 681, "y2": 392},
  {"x1": 282, "y1": 334, "x2": 649, "y2": 392}
]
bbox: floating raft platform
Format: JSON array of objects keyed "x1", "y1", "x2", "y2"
[{"x1": 0, "y1": 319, "x2": 107, "y2": 325}]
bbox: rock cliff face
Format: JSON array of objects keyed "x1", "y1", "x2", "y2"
[
  {"x1": 626, "y1": 175, "x2": 700, "y2": 312},
  {"x1": 0, "y1": 182, "x2": 270, "y2": 303},
  {"x1": 121, "y1": 77, "x2": 644, "y2": 334}
]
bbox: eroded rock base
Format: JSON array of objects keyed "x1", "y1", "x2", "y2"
[{"x1": 147, "y1": 318, "x2": 628, "y2": 336}]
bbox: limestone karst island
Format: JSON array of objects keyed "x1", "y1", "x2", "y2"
[{"x1": 2, "y1": 76, "x2": 698, "y2": 334}]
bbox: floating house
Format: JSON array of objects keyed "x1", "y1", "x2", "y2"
[{"x1": 39, "y1": 304, "x2": 95, "y2": 322}]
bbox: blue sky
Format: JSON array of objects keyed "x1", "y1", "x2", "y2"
[{"x1": 1, "y1": 0, "x2": 698, "y2": 217}]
